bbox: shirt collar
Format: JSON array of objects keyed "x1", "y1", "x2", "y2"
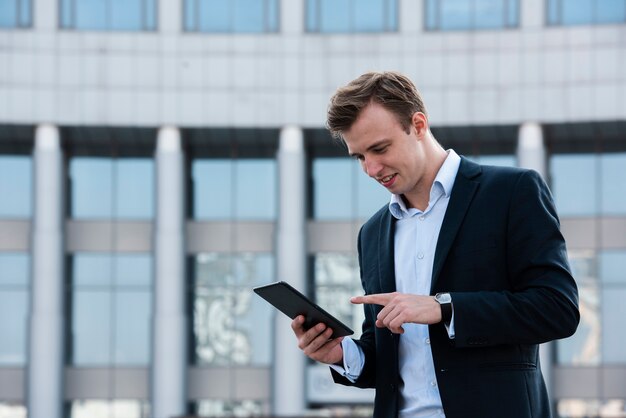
[{"x1": 388, "y1": 149, "x2": 461, "y2": 219}]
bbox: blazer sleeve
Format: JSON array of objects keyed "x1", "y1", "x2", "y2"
[{"x1": 451, "y1": 169, "x2": 580, "y2": 348}]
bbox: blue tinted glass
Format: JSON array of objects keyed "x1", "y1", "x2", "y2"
[
  {"x1": 602, "y1": 288, "x2": 626, "y2": 363},
  {"x1": 110, "y1": 0, "x2": 142, "y2": 30},
  {"x1": 600, "y1": 251, "x2": 626, "y2": 284},
  {"x1": 72, "y1": 290, "x2": 112, "y2": 365},
  {"x1": 547, "y1": 0, "x2": 560, "y2": 24},
  {"x1": 115, "y1": 159, "x2": 154, "y2": 219},
  {"x1": 506, "y1": 0, "x2": 518, "y2": 26},
  {"x1": 306, "y1": 0, "x2": 319, "y2": 31},
  {"x1": 471, "y1": 154, "x2": 517, "y2": 167},
  {"x1": 386, "y1": 0, "x2": 398, "y2": 29},
  {"x1": 184, "y1": 0, "x2": 197, "y2": 30},
  {"x1": 144, "y1": 0, "x2": 156, "y2": 30},
  {"x1": 266, "y1": 0, "x2": 278, "y2": 31},
  {"x1": 115, "y1": 254, "x2": 152, "y2": 287},
  {"x1": 0, "y1": 290, "x2": 28, "y2": 365},
  {"x1": 550, "y1": 154, "x2": 597, "y2": 216},
  {"x1": 193, "y1": 160, "x2": 233, "y2": 219},
  {"x1": 354, "y1": 0, "x2": 386, "y2": 32},
  {"x1": 0, "y1": 156, "x2": 32, "y2": 218},
  {"x1": 475, "y1": 0, "x2": 506, "y2": 28},
  {"x1": 75, "y1": 0, "x2": 108, "y2": 30},
  {"x1": 235, "y1": 160, "x2": 276, "y2": 220},
  {"x1": 18, "y1": 0, "x2": 30, "y2": 26},
  {"x1": 71, "y1": 158, "x2": 113, "y2": 218},
  {"x1": 596, "y1": 0, "x2": 626, "y2": 23},
  {"x1": 313, "y1": 159, "x2": 353, "y2": 220},
  {"x1": 0, "y1": 0, "x2": 17, "y2": 27},
  {"x1": 425, "y1": 0, "x2": 438, "y2": 29},
  {"x1": 355, "y1": 164, "x2": 389, "y2": 219},
  {"x1": 234, "y1": 0, "x2": 264, "y2": 32},
  {"x1": 440, "y1": 0, "x2": 472, "y2": 30},
  {"x1": 319, "y1": 0, "x2": 350, "y2": 32},
  {"x1": 600, "y1": 153, "x2": 626, "y2": 215},
  {"x1": 60, "y1": 0, "x2": 73, "y2": 27},
  {"x1": 0, "y1": 253, "x2": 29, "y2": 286},
  {"x1": 562, "y1": 0, "x2": 594, "y2": 24},
  {"x1": 114, "y1": 290, "x2": 151, "y2": 364},
  {"x1": 73, "y1": 254, "x2": 112, "y2": 287},
  {"x1": 199, "y1": 0, "x2": 230, "y2": 32}
]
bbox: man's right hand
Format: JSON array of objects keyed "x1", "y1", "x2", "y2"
[{"x1": 291, "y1": 315, "x2": 344, "y2": 365}]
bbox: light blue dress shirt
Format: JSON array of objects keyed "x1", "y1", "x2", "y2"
[{"x1": 331, "y1": 150, "x2": 461, "y2": 418}]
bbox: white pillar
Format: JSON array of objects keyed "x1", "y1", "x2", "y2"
[
  {"x1": 274, "y1": 125, "x2": 307, "y2": 416},
  {"x1": 152, "y1": 126, "x2": 187, "y2": 418},
  {"x1": 28, "y1": 124, "x2": 64, "y2": 418},
  {"x1": 517, "y1": 122, "x2": 553, "y2": 400}
]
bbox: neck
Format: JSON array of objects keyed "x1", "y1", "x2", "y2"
[{"x1": 404, "y1": 141, "x2": 448, "y2": 211}]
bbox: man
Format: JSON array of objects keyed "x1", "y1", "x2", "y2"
[{"x1": 291, "y1": 71, "x2": 579, "y2": 418}]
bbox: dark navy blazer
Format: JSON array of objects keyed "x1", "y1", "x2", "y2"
[{"x1": 332, "y1": 157, "x2": 580, "y2": 418}]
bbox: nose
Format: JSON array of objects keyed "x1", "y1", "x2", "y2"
[{"x1": 363, "y1": 157, "x2": 382, "y2": 178}]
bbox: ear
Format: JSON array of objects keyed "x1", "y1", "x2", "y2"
[{"x1": 411, "y1": 112, "x2": 429, "y2": 138}]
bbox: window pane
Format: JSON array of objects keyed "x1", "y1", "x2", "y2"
[
  {"x1": 469, "y1": 154, "x2": 517, "y2": 167},
  {"x1": 115, "y1": 159, "x2": 154, "y2": 219},
  {"x1": 110, "y1": 0, "x2": 143, "y2": 30},
  {"x1": 71, "y1": 290, "x2": 112, "y2": 365},
  {"x1": 73, "y1": 254, "x2": 113, "y2": 287},
  {"x1": 193, "y1": 253, "x2": 273, "y2": 366},
  {"x1": 550, "y1": 154, "x2": 597, "y2": 216},
  {"x1": 431, "y1": 0, "x2": 519, "y2": 30},
  {"x1": 0, "y1": 0, "x2": 17, "y2": 27},
  {"x1": 318, "y1": 0, "x2": 351, "y2": 32},
  {"x1": 114, "y1": 291, "x2": 151, "y2": 364},
  {"x1": 308, "y1": 0, "x2": 396, "y2": 32},
  {"x1": 0, "y1": 253, "x2": 29, "y2": 286},
  {"x1": 561, "y1": 0, "x2": 594, "y2": 25},
  {"x1": 0, "y1": 156, "x2": 32, "y2": 217},
  {"x1": 602, "y1": 288, "x2": 626, "y2": 363},
  {"x1": 193, "y1": 0, "x2": 277, "y2": 32},
  {"x1": 64, "y1": 0, "x2": 155, "y2": 30},
  {"x1": 0, "y1": 291, "x2": 28, "y2": 365},
  {"x1": 599, "y1": 251, "x2": 626, "y2": 285},
  {"x1": 68, "y1": 400, "x2": 150, "y2": 418},
  {"x1": 70, "y1": 158, "x2": 113, "y2": 218},
  {"x1": 440, "y1": 0, "x2": 472, "y2": 30},
  {"x1": 234, "y1": 0, "x2": 265, "y2": 32},
  {"x1": 115, "y1": 254, "x2": 152, "y2": 287},
  {"x1": 313, "y1": 159, "x2": 353, "y2": 219},
  {"x1": 474, "y1": 0, "x2": 506, "y2": 28},
  {"x1": 193, "y1": 159, "x2": 276, "y2": 220},
  {"x1": 354, "y1": 0, "x2": 387, "y2": 32},
  {"x1": 75, "y1": 0, "x2": 108, "y2": 30},
  {"x1": 600, "y1": 153, "x2": 626, "y2": 215},
  {"x1": 596, "y1": 0, "x2": 626, "y2": 23}
]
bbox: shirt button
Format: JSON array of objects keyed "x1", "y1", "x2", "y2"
[
  {"x1": 417, "y1": 253, "x2": 424, "y2": 259},
  {"x1": 431, "y1": 381, "x2": 437, "y2": 387},
  {"x1": 425, "y1": 338, "x2": 430, "y2": 344},
  {"x1": 419, "y1": 215, "x2": 425, "y2": 220}
]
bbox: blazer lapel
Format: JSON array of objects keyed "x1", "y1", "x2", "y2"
[
  {"x1": 431, "y1": 157, "x2": 481, "y2": 293},
  {"x1": 378, "y1": 209, "x2": 397, "y2": 293}
]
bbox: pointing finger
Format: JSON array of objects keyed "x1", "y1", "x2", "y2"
[{"x1": 350, "y1": 293, "x2": 394, "y2": 306}]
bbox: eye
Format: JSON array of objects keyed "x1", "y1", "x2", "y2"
[{"x1": 372, "y1": 146, "x2": 388, "y2": 154}]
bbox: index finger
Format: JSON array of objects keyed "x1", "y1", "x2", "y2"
[{"x1": 350, "y1": 293, "x2": 393, "y2": 306}]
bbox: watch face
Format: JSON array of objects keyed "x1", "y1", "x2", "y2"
[{"x1": 436, "y1": 293, "x2": 452, "y2": 304}]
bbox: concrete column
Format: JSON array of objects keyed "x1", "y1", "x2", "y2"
[
  {"x1": 152, "y1": 126, "x2": 187, "y2": 418},
  {"x1": 28, "y1": 124, "x2": 64, "y2": 418},
  {"x1": 281, "y1": 0, "x2": 305, "y2": 34},
  {"x1": 159, "y1": 0, "x2": 182, "y2": 32},
  {"x1": 33, "y1": 0, "x2": 58, "y2": 30},
  {"x1": 517, "y1": 122, "x2": 553, "y2": 401},
  {"x1": 274, "y1": 126, "x2": 307, "y2": 416}
]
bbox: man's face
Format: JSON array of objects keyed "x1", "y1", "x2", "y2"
[{"x1": 342, "y1": 102, "x2": 429, "y2": 204}]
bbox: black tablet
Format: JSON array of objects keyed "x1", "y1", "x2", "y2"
[{"x1": 253, "y1": 281, "x2": 354, "y2": 339}]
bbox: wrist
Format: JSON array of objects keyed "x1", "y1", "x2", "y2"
[{"x1": 434, "y1": 292, "x2": 453, "y2": 324}]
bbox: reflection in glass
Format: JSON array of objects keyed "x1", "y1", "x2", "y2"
[
  {"x1": 558, "y1": 399, "x2": 626, "y2": 418},
  {"x1": 0, "y1": 155, "x2": 32, "y2": 217},
  {"x1": 306, "y1": 0, "x2": 397, "y2": 33},
  {"x1": 194, "y1": 400, "x2": 264, "y2": 417},
  {"x1": 0, "y1": 0, "x2": 30, "y2": 28},
  {"x1": 0, "y1": 403, "x2": 26, "y2": 418},
  {"x1": 557, "y1": 251, "x2": 600, "y2": 365},
  {"x1": 193, "y1": 253, "x2": 273, "y2": 366},
  {"x1": 599, "y1": 251, "x2": 626, "y2": 284},
  {"x1": 70, "y1": 158, "x2": 154, "y2": 219},
  {"x1": 60, "y1": 0, "x2": 156, "y2": 30},
  {"x1": 468, "y1": 154, "x2": 517, "y2": 167},
  {"x1": 69, "y1": 253, "x2": 152, "y2": 366},
  {"x1": 0, "y1": 290, "x2": 28, "y2": 365},
  {"x1": 314, "y1": 253, "x2": 364, "y2": 338},
  {"x1": 600, "y1": 153, "x2": 626, "y2": 215},
  {"x1": 0, "y1": 253, "x2": 29, "y2": 286},
  {"x1": 313, "y1": 158, "x2": 389, "y2": 220},
  {"x1": 425, "y1": 0, "x2": 518, "y2": 30},
  {"x1": 192, "y1": 159, "x2": 276, "y2": 220},
  {"x1": 67, "y1": 399, "x2": 150, "y2": 418},
  {"x1": 185, "y1": 0, "x2": 279, "y2": 33}
]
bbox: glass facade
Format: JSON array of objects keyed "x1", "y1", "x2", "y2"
[
  {"x1": 547, "y1": 0, "x2": 626, "y2": 25},
  {"x1": 0, "y1": 253, "x2": 29, "y2": 365},
  {"x1": 192, "y1": 158, "x2": 277, "y2": 220},
  {"x1": 0, "y1": 0, "x2": 30, "y2": 28},
  {"x1": 425, "y1": 0, "x2": 519, "y2": 30},
  {"x1": 191, "y1": 253, "x2": 273, "y2": 366},
  {"x1": 0, "y1": 155, "x2": 31, "y2": 218},
  {"x1": 66, "y1": 400, "x2": 150, "y2": 418},
  {"x1": 69, "y1": 157, "x2": 154, "y2": 220},
  {"x1": 306, "y1": 0, "x2": 397, "y2": 33},
  {"x1": 312, "y1": 158, "x2": 389, "y2": 220},
  {"x1": 67, "y1": 253, "x2": 152, "y2": 366},
  {"x1": 60, "y1": 0, "x2": 156, "y2": 31},
  {"x1": 184, "y1": 0, "x2": 279, "y2": 33}
]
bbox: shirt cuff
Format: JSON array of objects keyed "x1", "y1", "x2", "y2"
[
  {"x1": 445, "y1": 305, "x2": 456, "y2": 339},
  {"x1": 328, "y1": 338, "x2": 364, "y2": 383}
]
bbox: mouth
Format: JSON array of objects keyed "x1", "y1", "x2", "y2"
[{"x1": 379, "y1": 174, "x2": 397, "y2": 188}]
